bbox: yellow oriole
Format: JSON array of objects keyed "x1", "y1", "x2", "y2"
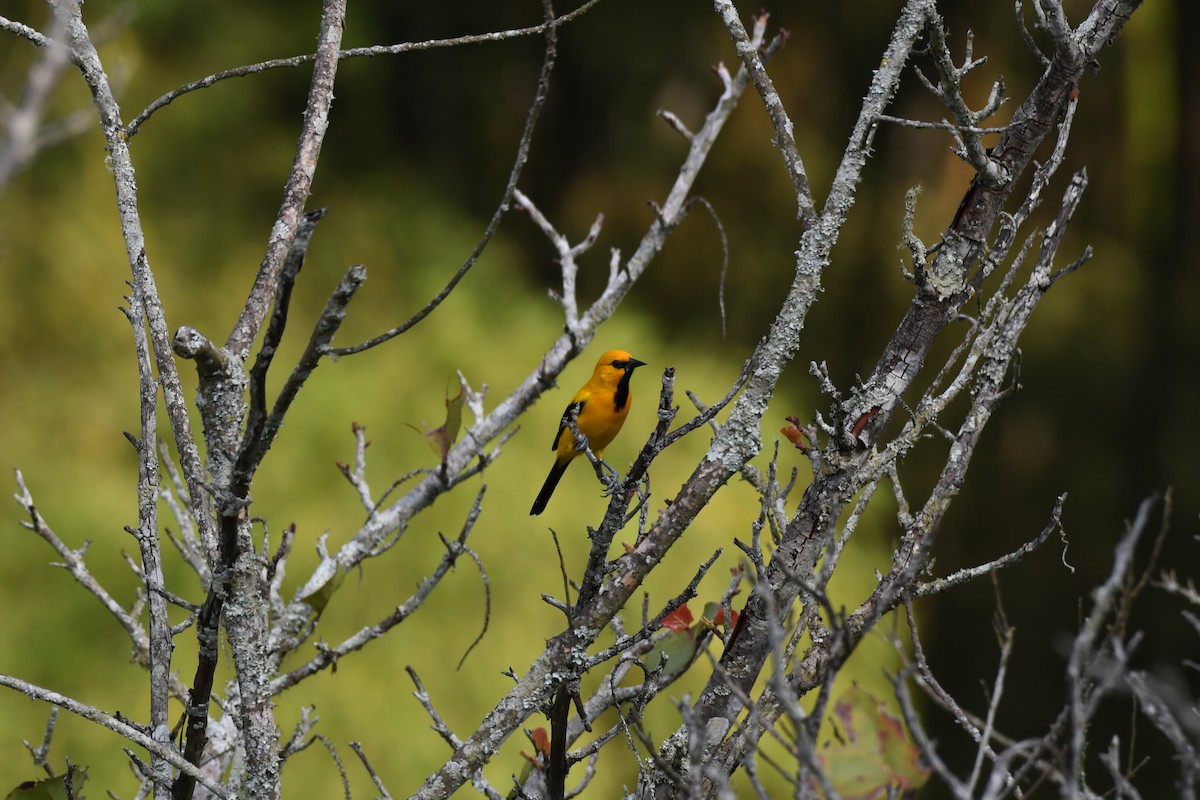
[{"x1": 530, "y1": 349, "x2": 646, "y2": 515}]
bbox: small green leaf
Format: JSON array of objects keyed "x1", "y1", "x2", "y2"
[
  {"x1": 300, "y1": 564, "x2": 345, "y2": 616},
  {"x1": 5, "y1": 768, "x2": 88, "y2": 800},
  {"x1": 442, "y1": 384, "x2": 464, "y2": 446},
  {"x1": 407, "y1": 382, "x2": 466, "y2": 460},
  {"x1": 643, "y1": 626, "x2": 697, "y2": 678}
]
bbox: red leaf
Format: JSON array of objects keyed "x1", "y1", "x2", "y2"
[
  {"x1": 781, "y1": 417, "x2": 811, "y2": 451},
  {"x1": 644, "y1": 627, "x2": 699, "y2": 677},
  {"x1": 529, "y1": 727, "x2": 551, "y2": 759},
  {"x1": 519, "y1": 727, "x2": 552, "y2": 769},
  {"x1": 850, "y1": 406, "x2": 881, "y2": 440},
  {"x1": 661, "y1": 604, "x2": 694, "y2": 632}
]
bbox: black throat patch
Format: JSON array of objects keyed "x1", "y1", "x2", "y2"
[{"x1": 613, "y1": 368, "x2": 634, "y2": 412}]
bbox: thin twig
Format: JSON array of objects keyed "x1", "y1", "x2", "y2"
[
  {"x1": 121, "y1": 2, "x2": 604, "y2": 139},
  {"x1": 712, "y1": 7, "x2": 816, "y2": 227},
  {"x1": 912, "y1": 494, "x2": 1066, "y2": 598},
  {"x1": 22, "y1": 708, "x2": 59, "y2": 776},
  {"x1": 12, "y1": 470, "x2": 150, "y2": 662},
  {"x1": 350, "y1": 742, "x2": 394, "y2": 800}
]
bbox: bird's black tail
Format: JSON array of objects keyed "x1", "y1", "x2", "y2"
[{"x1": 530, "y1": 461, "x2": 568, "y2": 515}]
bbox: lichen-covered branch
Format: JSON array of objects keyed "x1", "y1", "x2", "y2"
[
  {"x1": 0, "y1": 674, "x2": 231, "y2": 799},
  {"x1": 224, "y1": 0, "x2": 345, "y2": 360},
  {"x1": 847, "y1": 0, "x2": 1143, "y2": 450},
  {"x1": 639, "y1": 5, "x2": 937, "y2": 786},
  {"x1": 123, "y1": 265, "x2": 174, "y2": 800},
  {"x1": 55, "y1": 0, "x2": 219, "y2": 571}
]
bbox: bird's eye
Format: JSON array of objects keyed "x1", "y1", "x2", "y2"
[{"x1": 611, "y1": 360, "x2": 624, "y2": 368}]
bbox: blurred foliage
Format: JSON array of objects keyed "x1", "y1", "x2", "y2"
[
  {"x1": 818, "y1": 684, "x2": 930, "y2": 798},
  {"x1": 0, "y1": 0, "x2": 1193, "y2": 798}
]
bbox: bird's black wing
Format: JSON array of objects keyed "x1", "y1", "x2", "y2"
[{"x1": 551, "y1": 400, "x2": 586, "y2": 450}]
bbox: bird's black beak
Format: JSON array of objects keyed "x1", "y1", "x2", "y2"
[{"x1": 628, "y1": 357, "x2": 647, "y2": 370}]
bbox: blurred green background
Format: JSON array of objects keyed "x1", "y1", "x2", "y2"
[{"x1": 0, "y1": 0, "x2": 1194, "y2": 797}]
